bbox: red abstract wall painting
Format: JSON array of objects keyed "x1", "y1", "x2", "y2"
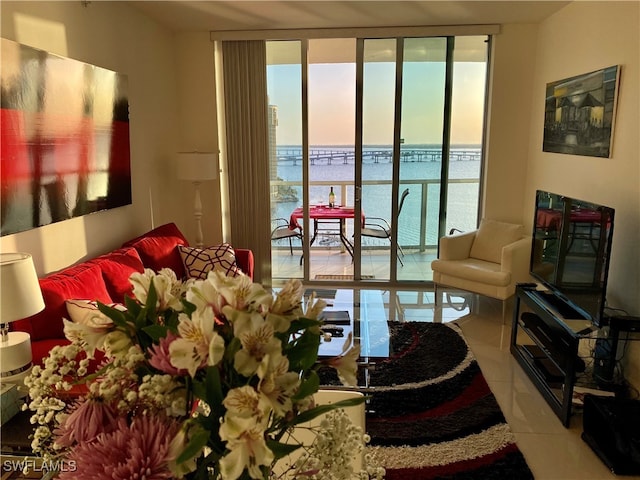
[{"x1": 1, "y1": 38, "x2": 132, "y2": 236}]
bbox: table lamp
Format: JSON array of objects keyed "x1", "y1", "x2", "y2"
[
  {"x1": 0, "y1": 253, "x2": 45, "y2": 390},
  {"x1": 177, "y1": 152, "x2": 218, "y2": 248}
]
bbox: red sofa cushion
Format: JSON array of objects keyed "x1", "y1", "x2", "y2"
[
  {"x1": 87, "y1": 247, "x2": 144, "y2": 303},
  {"x1": 12, "y1": 262, "x2": 113, "y2": 342},
  {"x1": 235, "y1": 249, "x2": 254, "y2": 280},
  {"x1": 31, "y1": 338, "x2": 70, "y2": 367},
  {"x1": 122, "y1": 223, "x2": 188, "y2": 277}
]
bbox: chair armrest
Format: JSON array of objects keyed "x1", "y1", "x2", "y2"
[
  {"x1": 364, "y1": 217, "x2": 392, "y2": 230},
  {"x1": 438, "y1": 230, "x2": 477, "y2": 260},
  {"x1": 501, "y1": 237, "x2": 533, "y2": 283}
]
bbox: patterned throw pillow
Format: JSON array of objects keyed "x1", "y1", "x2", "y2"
[
  {"x1": 65, "y1": 299, "x2": 126, "y2": 324},
  {"x1": 178, "y1": 244, "x2": 241, "y2": 279}
]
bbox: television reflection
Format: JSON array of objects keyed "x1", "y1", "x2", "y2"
[
  {"x1": 1, "y1": 38, "x2": 131, "y2": 236},
  {"x1": 531, "y1": 190, "x2": 615, "y2": 325}
]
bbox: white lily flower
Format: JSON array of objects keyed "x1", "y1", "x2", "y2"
[
  {"x1": 130, "y1": 268, "x2": 184, "y2": 311},
  {"x1": 223, "y1": 385, "x2": 272, "y2": 423},
  {"x1": 210, "y1": 270, "x2": 273, "y2": 313},
  {"x1": 167, "y1": 427, "x2": 200, "y2": 478},
  {"x1": 153, "y1": 268, "x2": 185, "y2": 311},
  {"x1": 303, "y1": 291, "x2": 327, "y2": 322},
  {"x1": 258, "y1": 355, "x2": 300, "y2": 417},
  {"x1": 267, "y1": 279, "x2": 305, "y2": 332},
  {"x1": 130, "y1": 268, "x2": 155, "y2": 303},
  {"x1": 327, "y1": 333, "x2": 361, "y2": 387},
  {"x1": 186, "y1": 278, "x2": 227, "y2": 316},
  {"x1": 103, "y1": 330, "x2": 133, "y2": 358},
  {"x1": 169, "y1": 308, "x2": 223, "y2": 377},
  {"x1": 229, "y1": 310, "x2": 282, "y2": 377},
  {"x1": 63, "y1": 318, "x2": 113, "y2": 357},
  {"x1": 219, "y1": 415, "x2": 274, "y2": 480}
]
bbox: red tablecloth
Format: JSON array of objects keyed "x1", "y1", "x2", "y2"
[
  {"x1": 537, "y1": 208, "x2": 604, "y2": 230},
  {"x1": 289, "y1": 206, "x2": 365, "y2": 229}
]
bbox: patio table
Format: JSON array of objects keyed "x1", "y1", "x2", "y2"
[{"x1": 289, "y1": 205, "x2": 365, "y2": 259}]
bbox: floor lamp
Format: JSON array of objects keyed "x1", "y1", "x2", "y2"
[
  {"x1": 1, "y1": 253, "x2": 45, "y2": 394},
  {"x1": 177, "y1": 152, "x2": 219, "y2": 248}
]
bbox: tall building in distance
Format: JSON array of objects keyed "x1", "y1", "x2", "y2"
[{"x1": 268, "y1": 103, "x2": 278, "y2": 183}]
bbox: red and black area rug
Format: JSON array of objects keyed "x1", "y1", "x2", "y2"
[{"x1": 321, "y1": 321, "x2": 534, "y2": 480}]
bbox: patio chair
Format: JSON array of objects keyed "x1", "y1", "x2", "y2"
[
  {"x1": 361, "y1": 188, "x2": 410, "y2": 266},
  {"x1": 271, "y1": 218, "x2": 302, "y2": 255}
]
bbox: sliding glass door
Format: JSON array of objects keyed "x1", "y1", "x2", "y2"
[{"x1": 267, "y1": 35, "x2": 488, "y2": 285}]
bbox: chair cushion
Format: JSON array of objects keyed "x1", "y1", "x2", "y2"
[
  {"x1": 178, "y1": 244, "x2": 241, "y2": 279},
  {"x1": 431, "y1": 258, "x2": 511, "y2": 286},
  {"x1": 469, "y1": 219, "x2": 523, "y2": 264}
]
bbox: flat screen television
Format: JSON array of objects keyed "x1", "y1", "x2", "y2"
[{"x1": 530, "y1": 190, "x2": 615, "y2": 327}]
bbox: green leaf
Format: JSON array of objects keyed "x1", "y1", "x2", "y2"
[
  {"x1": 224, "y1": 337, "x2": 242, "y2": 363},
  {"x1": 137, "y1": 281, "x2": 158, "y2": 329},
  {"x1": 205, "y1": 366, "x2": 224, "y2": 408},
  {"x1": 286, "y1": 331, "x2": 320, "y2": 371},
  {"x1": 96, "y1": 301, "x2": 129, "y2": 329},
  {"x1": 141, "y1": 324, "x2": 168, "y2": 342},
  {"x1": 294, "y1": 371, "x2": 320, "y2": 400},
  {"x1": 287, "y1": 317, "x2": 322, "y2": 334},
  {"x1": 176, "y1": 425, "x2": 210, "y2": 464},
  {"x1": 287, "y1": 396, "x2": 366, "y2": 427},
  {"x1": 124, "y1": 295, "x2": 142, "y2": 316},
  {"x1": 182, "y1": 298, "x2": 197, "y2": 316},
  {"x1": 266, "y1": 439, "x2": 302, "y2": 460}
]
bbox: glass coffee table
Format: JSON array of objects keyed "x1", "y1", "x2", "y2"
[
  {"x1": 1, "y1": 410, "x2": 57, "y2": 479},
  {"x1": 305, "y1": 288, "x2": 390, "y2": 388}
]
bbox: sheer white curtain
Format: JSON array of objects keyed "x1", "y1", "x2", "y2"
[{"x1": 219, "y1": 40, "x2": 271, "y2": 284}]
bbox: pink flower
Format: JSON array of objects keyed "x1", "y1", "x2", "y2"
[
  {"x1": 54, "y1": 398, "x2": 118, "y2": 448},
  {"x1": 148, "y1": 333, "x2": 189, "y2": 375},
  {"x1": 58, "y1": 414, "x2": 180, "y2": 480}
]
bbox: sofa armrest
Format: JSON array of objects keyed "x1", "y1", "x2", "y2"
[
  {"x1": 501, "y1": 237, "x2": 533, "y2": 283},
  {"x1": 438, "y1": 230, "x2": 477, "y2": 260},
  {"x1": 235, "y1": 249, "x2": 254, "y2": 280}
]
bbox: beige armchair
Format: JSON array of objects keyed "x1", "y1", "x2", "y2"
[{"x1": 431, "y1": 219, "x2": 532, "y2": 317}]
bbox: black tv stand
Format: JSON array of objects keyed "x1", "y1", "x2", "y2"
[
  {"x1": 535, "y1": 290, "x2": 587, "y2": 320},
  {"x1": 510, "y1": 284, "x2": 599, "y2": 426}
]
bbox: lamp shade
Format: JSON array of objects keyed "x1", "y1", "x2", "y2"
[
  {"x1": 177, "y1": 152, "x2": 218, "y2": 181},
  {"x1": 0, "y1": 253, "x2": 45, "y2": 323}
]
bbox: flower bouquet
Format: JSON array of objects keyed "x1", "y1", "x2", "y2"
[{"x1": 25, "y1": 269, "x2": 384, "y2": 479}]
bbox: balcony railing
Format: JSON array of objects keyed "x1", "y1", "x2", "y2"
[{"x1": 271, "y1": 178, "x2": 479, "y2": 252}]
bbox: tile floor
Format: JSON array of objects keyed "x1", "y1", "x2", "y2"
[
  {"x1": 450, "y1": 294, "x2": 638, "y2": 480},
  {"x1": 272, "y1": 248, "x2": 638, "y2": 479}
]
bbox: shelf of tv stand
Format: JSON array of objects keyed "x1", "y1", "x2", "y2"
[{"x1": 510, "y1": 284, "x2": 594, "y2": 427}]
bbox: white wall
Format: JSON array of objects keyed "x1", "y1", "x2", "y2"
[
  {"x1": 484, "y1": 23, "x2": 539, "y2": 224},
  {"x1": 526, "y1": 1, "x2": 640, "y2": 387},
  {"x1": 174, "y1": 32, "x2": 223, "y2": 246},
  {"x1": 0, "y1": 1, "x2": 183, "y2": 275}
]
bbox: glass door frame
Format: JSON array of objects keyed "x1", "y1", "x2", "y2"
[
  {"x1": 352, "y1": 37, "x2": 407, "y2": 284},
  {"x1": 268, "y1": 34, "x2": 487, "y2": 288}
]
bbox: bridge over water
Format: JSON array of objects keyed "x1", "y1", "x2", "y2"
[{"x1": 277, "y1": 148, "x2": 481, "y2": 165}]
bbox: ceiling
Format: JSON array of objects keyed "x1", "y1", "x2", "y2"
[{"x1": 126, "y1": 1, "x2": 572, "y2": 33}]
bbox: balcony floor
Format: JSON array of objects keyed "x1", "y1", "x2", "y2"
[{"x1": 272, "y1": 246, "x2": 437, "y2": 283}]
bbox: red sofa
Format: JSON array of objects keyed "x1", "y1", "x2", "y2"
[{"x1": 12, "y1": 223, "x2": 254, "y2": 366}]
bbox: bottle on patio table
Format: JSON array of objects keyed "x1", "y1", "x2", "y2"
[{"x1": 329, "y1": 186, "x2": 335, "y2": 208}]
